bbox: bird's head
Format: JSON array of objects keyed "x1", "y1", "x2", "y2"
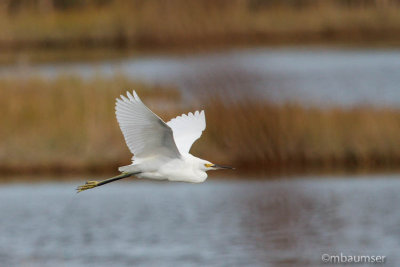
[{"x1": 201, "y1": 160, "x2": 234, "y2": 171}]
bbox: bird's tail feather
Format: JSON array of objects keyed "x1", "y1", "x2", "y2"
[{"x1": 118, "y1": 164, "x2": 137, "y2": 173}]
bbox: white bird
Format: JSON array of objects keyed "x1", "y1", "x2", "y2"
[{"x1": 77, "y1": 90, "x2": 233, "y2": 192}]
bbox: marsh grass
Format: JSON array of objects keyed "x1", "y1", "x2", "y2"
[
  {"x1": 202, "y1": 98, "x2": 400, "y2": 174},
  {"x1": 0, "y1": 75, "x2": 180, "y2": 174},
  {"x1": 2, "y1": 75, "x2": 400, "y2": 176},
  {"x1": 1, "y1": 0, "x2": 400, "y2": 55}
]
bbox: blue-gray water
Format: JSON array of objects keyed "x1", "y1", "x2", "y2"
[
  {"x1": 3, "y1": 48, "x2": 400, "y2": 107},
  {"x1": 1, "y1": 176, "x2": 400, "y2": 267}
]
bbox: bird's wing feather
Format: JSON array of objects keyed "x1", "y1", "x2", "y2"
[
  {"x1": 115, "y1": 91, "x2": 181, "y2": 160},
  {"x1": 167, "y1": 110, "x2": 206, "y2": 154}
]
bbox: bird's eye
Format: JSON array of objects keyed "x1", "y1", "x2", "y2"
[{"x1": 204, "y1": 163, "x2": 213, "y2": 168}]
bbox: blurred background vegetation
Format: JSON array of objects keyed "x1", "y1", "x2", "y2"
[
  {"x1": 1, "y1": 0, "x2": 400, "y2": 178},
  {"x1": 1, "y1": 0, "x2": 400, "y2": 54}
]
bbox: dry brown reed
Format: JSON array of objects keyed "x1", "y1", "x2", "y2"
[
  {"x1": 202, "y1": 97, "x2": 400, "y2": 174},
  {"x1": 1, "y1": 75, "x2": 400, "y2": 176},
  {"x1": 0, "y1": 75, "x2": 180, "y2": 174},
  {"x1": 1, "y1": 0, "x2": 400, "y2": 54}
]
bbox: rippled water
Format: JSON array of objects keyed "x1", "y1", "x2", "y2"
[
  {"x1": 3, "y1": 48, "x2": 400, "y2": 106},
  {"x1": 0, "y1": 176, "x2": 399, "y2": 266}
]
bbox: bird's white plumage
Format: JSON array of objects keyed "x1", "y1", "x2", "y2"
[
  {"x1": 115, "y1": 91, "x2": 180, "y2": 160},
  {"x1": 167, "y1": 110, "x2": 206, "y2": 154},
  {"x1": 77, "y1": 90, "x2": 232, "y2": 192},
  {"x1": 110, "y1": 90, "x2": 231, "y2": 184}
]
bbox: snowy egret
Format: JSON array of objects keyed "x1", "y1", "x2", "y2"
[{"x1": 77, "y1": 90, "x2": 233, "y2": 192}]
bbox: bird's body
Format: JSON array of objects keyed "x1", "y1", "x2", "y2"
[
  {"x1": 120, "y1": 153, "x2": 208, "y2": 183},
  {"x1": 77, "y1": 90, "x2": 232, "y2": 192},
  {"x1": 120, "y1": 154, "x2": 207, "y2": 183}
]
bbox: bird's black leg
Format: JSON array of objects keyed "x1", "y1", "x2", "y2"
[{"x1": 76, "y1": 172, "x2": 140, "y2": 192}]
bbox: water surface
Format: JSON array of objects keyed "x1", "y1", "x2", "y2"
[
  {"x1": 0, "y1": 176, "x2": 399, "y2": 266},
  {"x1": 3, "y1": 48, "x2": 400, "y2": 106}
]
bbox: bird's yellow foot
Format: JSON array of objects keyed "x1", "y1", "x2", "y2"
[{"x1": 76, "y1": 181, "x2": 99, "y2": 193}]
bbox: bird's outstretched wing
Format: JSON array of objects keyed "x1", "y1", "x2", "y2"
[
  {"x1": 115, "y1": 91, "x2": 181, "y2": 160},
  {"x1": 167, "y1": 110, "x2": 206, "y2": 154}
]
